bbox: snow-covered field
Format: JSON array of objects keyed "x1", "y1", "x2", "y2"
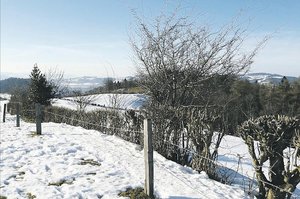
[
  {"x1": 1, "y1": 98, "x2": 300, "y2": 198},
  {"x1": 0, "y1": 94, "x2": 11, "y2": 100},
  {"x1": 1, "y1": 101, "x2": 248, "y2": 199},
  {"x1": 52, "y1": 94, "x2": 147, "y2": 111}
]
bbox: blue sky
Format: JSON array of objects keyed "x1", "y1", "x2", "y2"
[{"x1": 1, "y1": 0, "x2": 300, "y2": 78}]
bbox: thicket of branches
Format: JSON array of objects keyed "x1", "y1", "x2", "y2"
[
  {"x1": 71, "y1": 90, "x2": 97, "y2": 112},
  {"x1": 131, "y1": 13, "x2": 266, "y2": 179},
  {"x1": 43, "y1": 106, "x2": 144, "y2": 145},
  {"x1": 239, "y1": 115, "x2": 300, "y2": 199}
]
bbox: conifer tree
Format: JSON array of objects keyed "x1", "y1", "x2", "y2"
[{"x1": 28, "y1": 64, "x2": 54, "y2": 105}]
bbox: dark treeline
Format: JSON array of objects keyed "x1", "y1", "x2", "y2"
[
  {"x1": 89, "y1": 78, "x2": 141, "y2": 94},
  {"x1": 0, "y1": 78, "x2": 30, "y2": 93},
  {"x1": 224, "y1": 76, "x2": 300, "y2": 135}
]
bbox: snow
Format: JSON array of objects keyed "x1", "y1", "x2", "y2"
[
  {"x1": 61, "y1": 76, "x2": 109, "y2": 92},
  {"x1": 0, "y1": 93, "x2": 11, "y2": 100},
  {"x1": 242, "y1": 73, "x2": 297, "y2": 85},
  {"x1": 1, "y1": 101, "x2": 249, "y2": 199},
  {"x1": 52, "y1": 94, "x2": 147, "y2": 111},
  {"x1": 1, "y1": 98, "x2": 299, "y2": 198}
]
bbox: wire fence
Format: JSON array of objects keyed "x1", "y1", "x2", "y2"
[
  {"x1": 164, "y1": 140, "x2": 299, "y2": 198},
  {"x1": 2, "y1": 103, "x2": 300, "y2": 198},
  {"x1": 153, "y1": 160, "x2": 212, "y2": 199},
  {"x1": 58, "y1": 97, "x2": 144, "y2": 113},
  {"x1": 43, "y1": 110, "x2": 142, "y2": 135},
  {"x1": 7, "y1": 102, "x2": 144, "y2": 145}
]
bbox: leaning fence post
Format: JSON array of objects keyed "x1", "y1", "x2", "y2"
[
  {"x1": 3, "y1": 104, "x2": 6, "y2": 123},
  {"x1": 35, "y1": 103, "x2": 42, "y2": 135},
  {"x1": 16, "y1": 103, "x2": 20, "y2": 127},
  {"x1": 144, "y1": 119, "x2": 154, "y2": 198}
]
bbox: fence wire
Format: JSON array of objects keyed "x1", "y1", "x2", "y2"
[
  {"x1": 43, "y1": 110, "x2": 142, "y2": 135},
  {"x1": 163, "y1": 140, "x2": 299, "y2": 197},
  {"x1": 2, "y1": 104, "x2": 300, "y2": 198},
  {"x1": 153, "y1": 161, "x2": 212, "y2": 199}
]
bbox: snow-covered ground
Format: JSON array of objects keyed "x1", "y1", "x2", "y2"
[
  {"x1": 1, "y1": 101, "x2": 248, "y2": 199},
  {"x1": 52, "y1": 94, "x2": 147, "y2": 111},
  {"x1": 1, "y1": 98, "x2": 300, "y2": 198},
  {"x1": 0, "y1": 93, "x2": 11, "y2": 100}
]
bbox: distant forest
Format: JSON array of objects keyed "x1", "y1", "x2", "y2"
[
  {"x1": 0, "y1": 77, "x2": 30, "y2": 93},
  {"x1": 220, "y1": 76, "x2": 300, "y2": 134}
]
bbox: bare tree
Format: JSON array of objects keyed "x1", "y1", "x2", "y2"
[
  {"x1": 131, "y1": 14, "x2": 267, "y2": 108},
  {"x1": 108, "y1": 93, "x2": 124, "y2": 110},
  {"x1": 72, "y1": 90, "x2": 96, "y2": 112},
  {"x1": 46, "y1": 67, "x2": 67, "y2": 98},
  {"x1": 131, "y1": 13, "x2": 267, "y2": 176}
]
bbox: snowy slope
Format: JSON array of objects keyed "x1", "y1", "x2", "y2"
[
  {"x1": 62, "y1": 76, "x2": 135, "y2": 92},
  {"x1": 242, "y1": 73, "x2": 297, "y2": 84},
  {"x1": 0, "y1": 103, "x2": 249, "y2": 199},
  {"x1": 52, "y1": 94, "x2": 147, "y2": 111},
  {"x1": 0, "y1": 94, "x2": 11, "y2": 100}
]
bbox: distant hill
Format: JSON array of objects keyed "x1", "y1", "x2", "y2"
[
  {"x1": 0, "y1": 72, "x2": 28, "y2": 80},
  {"x1": 241, "y1": 73, "x2": 298, "y2": 85},
  {"x1": 0, "y1": 75, "x2": 136, "y2": 93},
  {"x1": 0, "y1": 78, "x2": 30, "y2": 93},
  {"x1": 63, "y1": 76, "x2": 135, "y2": 92},
  {"x1": 63, "y1": 76, "x2": 114, "y2": 92},
  {"x1": 2, "y1": 73, "x2": 298, "y2": 94}
]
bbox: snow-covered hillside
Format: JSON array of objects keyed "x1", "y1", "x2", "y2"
[
  {"x1": 62, "y1": 76, "x2": 134, "y2": 92},
  {"x1": 0, "y1": 94, "x2": 11, "y2": 100},
  {"x1": 52, "y1": 94, "x2": 147, "y2": 111},
  {"x1": 242, "y1": 73, "x2": 297, "y2": 84}
]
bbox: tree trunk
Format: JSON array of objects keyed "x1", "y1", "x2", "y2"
[
  {"x1": 267, "y1": 188, "x2": 286, "y2": 199},
  {"x1": 267, "y1": 153, "x2": 287, "y2": 199},
  {"x1": 269, "y1": 154, "x2": 285, "y2": 186}
]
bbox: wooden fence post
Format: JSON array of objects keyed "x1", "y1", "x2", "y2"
[
  {"x1": 7, "y1": 103, "x2": 10, "y2": 113},
  {"x1": 35, "y1": 103, "x2": 42, "y2": 135},
  {"x1": 3, "y1": 104, "x2": 6, "y2": 123},
  {"x1": 144, "y1": 119, "x2": 154, "y2": 198},
  {"x1": 16, "y1": 103, "x2": 20, "y2": 127}
]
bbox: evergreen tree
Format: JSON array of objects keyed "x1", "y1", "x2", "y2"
[
  {"x1": 104, "y1": 79, "x2": 114, "y2": 91},
  {"x1": 28, "y1": 64, "x2": 54, "y2": 105},
  {"x1": 290, "y1": 78, "x2": 300, "y2": 115},
  {"x1": 278, "y1": 76, "x2": 293, "y2": 115}
]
